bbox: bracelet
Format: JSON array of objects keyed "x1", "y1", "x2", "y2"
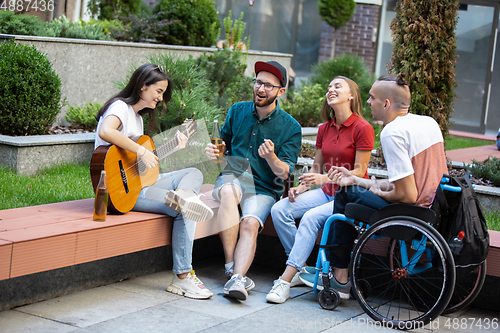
[{"x1": 138, "y1": 146, "x2": 147, "y2": 157}]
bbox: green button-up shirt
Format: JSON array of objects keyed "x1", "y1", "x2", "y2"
[{"x1": 220, "y1": 101, "x2": 302, "y2": 200}]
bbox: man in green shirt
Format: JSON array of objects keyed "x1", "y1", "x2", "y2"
[{"x1": 206, "y1": 61, "x2": 302, "y2": 301}]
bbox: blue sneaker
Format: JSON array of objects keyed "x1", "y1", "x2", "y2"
[
  {"x1": 303, "y1": 266, "x2": 317, "y2": 275},
  {"x1": 299, "y1": 270, "x2": 351, "y2": 300}
]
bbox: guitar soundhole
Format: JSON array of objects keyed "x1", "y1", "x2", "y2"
[{"x1": 118, "y1": 160, "x2": 129, "y2": 193}]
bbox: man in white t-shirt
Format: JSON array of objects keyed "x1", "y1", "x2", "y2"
[{"x1": 321, "y1": 73, "x2": 448, "y2": 298}]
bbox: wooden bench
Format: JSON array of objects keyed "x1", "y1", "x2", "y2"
[
  {"x1": 0, "y1": 184, "x2": 284, "y2": 283},
  {"x1": 1, "y1": 188, "x2": 499, "y2": 279}
]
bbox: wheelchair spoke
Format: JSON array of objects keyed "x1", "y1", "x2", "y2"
[{"x1": 350, "y1": 217, "x2": 455, "y2": 329}]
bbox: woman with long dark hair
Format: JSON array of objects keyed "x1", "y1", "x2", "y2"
[{"x1": 94, "y1": 63, "x2": 213, "y2": 299}]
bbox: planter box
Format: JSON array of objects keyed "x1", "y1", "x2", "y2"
[
  {"x1": 0, "y1": 133, "x2": 95, "y2": 175},
  {"x1": 8, "y1": 35, "x2": 292, "y2": 126}
]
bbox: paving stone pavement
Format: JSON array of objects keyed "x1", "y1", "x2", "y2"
[{"x1": 0, "y1": 259, "x2": 498, "y2": 333}]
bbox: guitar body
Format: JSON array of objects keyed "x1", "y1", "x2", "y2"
[{"x1": 90, "y1": 135, "x2": 159, "y2": 214}]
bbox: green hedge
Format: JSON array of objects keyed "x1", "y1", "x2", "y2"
[
  {"x1": 0, "y1": 41, "x2": 62, "y2": 136},
  {"x1": 0, "y1": 11, "x2": 112, "y2": 40}
]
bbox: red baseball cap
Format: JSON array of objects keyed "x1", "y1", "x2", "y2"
[{"x1": 254, "y1": 61, "x2": 287, "y2": 87}]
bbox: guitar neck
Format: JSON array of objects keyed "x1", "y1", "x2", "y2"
[{"x1": 153, "y1": 130, "x2": 188, "y2": 160}]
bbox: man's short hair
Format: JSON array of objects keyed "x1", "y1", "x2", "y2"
[{"x1": 377, "y1": 72, "x2": 411, "y2": 108}]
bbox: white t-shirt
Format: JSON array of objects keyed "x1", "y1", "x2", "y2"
[
  {"x1": 94, "y1": 100, "x2": 144, "y2": 149},
  {"x1": 381, "y1": 113, "x2": 448, "y2": 207}
]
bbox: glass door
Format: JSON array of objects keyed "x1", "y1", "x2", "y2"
[
  {"x1": 486, "y1": 9, "x2": 500, "y2": 136},
  {"x1": 452, "y1": 3, "x2": 498, "y2": 134}
]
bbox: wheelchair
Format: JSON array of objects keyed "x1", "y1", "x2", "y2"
[{"x1": 311, "y1": 177, "x2": 487, "y2": 330}]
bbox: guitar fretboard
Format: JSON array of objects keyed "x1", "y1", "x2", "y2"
[{"x1": 154, "y1": 135, "x2": 180, "y2": 160}]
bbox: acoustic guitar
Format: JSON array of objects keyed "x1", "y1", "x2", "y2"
[{"x1": 90, "y1": 119, "x2": 197, "y2": 214}]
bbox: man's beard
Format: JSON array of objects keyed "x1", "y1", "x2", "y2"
[{"x1": 253, "y1": 90, "x2": 278, "y2": 108}]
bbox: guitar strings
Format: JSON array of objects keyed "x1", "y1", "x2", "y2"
[
  {"x1": 121, "y1": 136, "x2": 179, "y2": 179},
  {"x1": 119, "y1": 128, "x2": 188, "y2": 181},
  {"x1": 109, "y1": 138, "x2": 178, "y2": 196},
  {"x1": 107, "y1": 122, "x2": 195, "y2": 197}
]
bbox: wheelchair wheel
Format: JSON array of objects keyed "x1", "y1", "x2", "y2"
[
  {"x1": 350, "y1": 278, "x2": 371, "y2": 299},
  {"x1": 443, "y1": 261, "x2": 486, "y2": 314},
  {"x1": 350, "y1": 216, "x2": 455, "y2": 330},
  {"x1": 318, "y1": 289, "x2": 339, "y2": 310}
]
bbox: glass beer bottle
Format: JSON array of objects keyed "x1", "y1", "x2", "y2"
[
  {"x1": 211, "y1": 119, "x2": 224, "y2": 163},
  {"x1": 93, "y1": 170, "x2": 108, "y2": 221}
]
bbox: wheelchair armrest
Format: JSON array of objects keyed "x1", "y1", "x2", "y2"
[
  {"x1": 369, "y1": 203, "x2": 436, "y2": 225},
  {"x1": 345, "y1": 203, "x2": 377, "y2": 223}
]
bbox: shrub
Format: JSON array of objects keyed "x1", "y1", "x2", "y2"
[
  {"x1": 151, "y1": 54, "x2": 223, "y2": 130},
  {"x1": 218, "y1": 11, "x2": 249, "y2": 50},
  {"x1": 65, "y1": 102, "x2": 102, "y2": 130},
  {"x1": 306, "y1": 53, "x2": 375, "y2": 119},
  {"x1": 0, "y1": 41, "x2": 62, "y2": 136},
  {"x1": 152, "y1": 0, "x2": 220, "y2": 47},
  {"x1": 49, "y1": 15, "x2": 112, "y2": 40},
  {"x1": 88, "y1": 19, "x2": 125, "y2": 35},
  {"x1": 468, "y1": 156, "x2": 500, "y2": 187},
  {"x1": 197, "y1": 48, "x2": 253, "y2": 112},
  {"x1": 109, "y1": 11, "x2": 177, "y2": 43},
  {"x1": 0, "y1": 12, "x2": 112, "y2": 40},
  {"x1": 280, "y1": 84, "x2": 325, "y2": 127},
  {"x1": 87, "y1": 0, "x2": 150, "y2": 21},
  {"x1": 117, "y1": 54, "x2": 223, "y2": 134},
  {"x1": 0, "y1": 10, "x2": 53, "y2": 36},
  {"x1": 300, "y1": 142, "x2": 316, "y2": 158},
  {"x1": 389, "y1": 0, "x2": 458, "y2": 137}
]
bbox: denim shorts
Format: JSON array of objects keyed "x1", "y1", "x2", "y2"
[{"x1": 212, "y1": 174, "x2": 276, "y2": 227}]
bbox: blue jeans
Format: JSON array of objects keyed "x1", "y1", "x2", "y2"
[
  {"x1": 329, "y1": 185, "x2": 390, "y2": 268},
  {"x1": 132, "y1": 167, "x2": 203, "y2": 275},
  {"x1": 271, "y1": 188, "x2": 335, "y2": 270}
]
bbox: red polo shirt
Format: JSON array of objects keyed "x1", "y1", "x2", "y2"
[{"x1": 316, "y1": 114, "x2": 374, "y2": 196}]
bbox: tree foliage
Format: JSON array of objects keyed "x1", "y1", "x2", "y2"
[
  {"x1": 318, "y1": 0, "x2": 356, "y2": 29},
  {"x1": 389, "y1": 0, "x2": 459, "y2": 136},
  {"x1": 153, "y1": 0, "x2": 220, "y2": 47}
]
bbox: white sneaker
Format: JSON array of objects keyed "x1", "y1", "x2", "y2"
[
  {"x1": 290, "y1": 267, "x2": 309, "y2": 287},
  {"x1": 167, "y1": 270, "x2": 213, "y2": 299},
  {"x1": 165, "y1": 189, "x2": 214, "y2": 222},
  {"x1": 266, "y1": 279, "x2": 290, "y2": 304}
]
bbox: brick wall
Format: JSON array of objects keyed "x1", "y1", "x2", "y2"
[{"x1": 319, "y1": 3, "x2": 381, "y2": 72}]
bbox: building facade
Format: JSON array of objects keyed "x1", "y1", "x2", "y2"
[
  {"x1": 217, "y1": 0, "x2": 499, "y2": 135},
  {"x1": 15, "y1": 0, "x2": 500, "y2": 135},
  {"x1": 374, "y1": 0, "x2": 500, "y2": 136}
]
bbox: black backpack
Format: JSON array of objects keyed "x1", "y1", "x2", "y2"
[{"x1": 433, "y1": 171, "x2": 489, "y2": 267}]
